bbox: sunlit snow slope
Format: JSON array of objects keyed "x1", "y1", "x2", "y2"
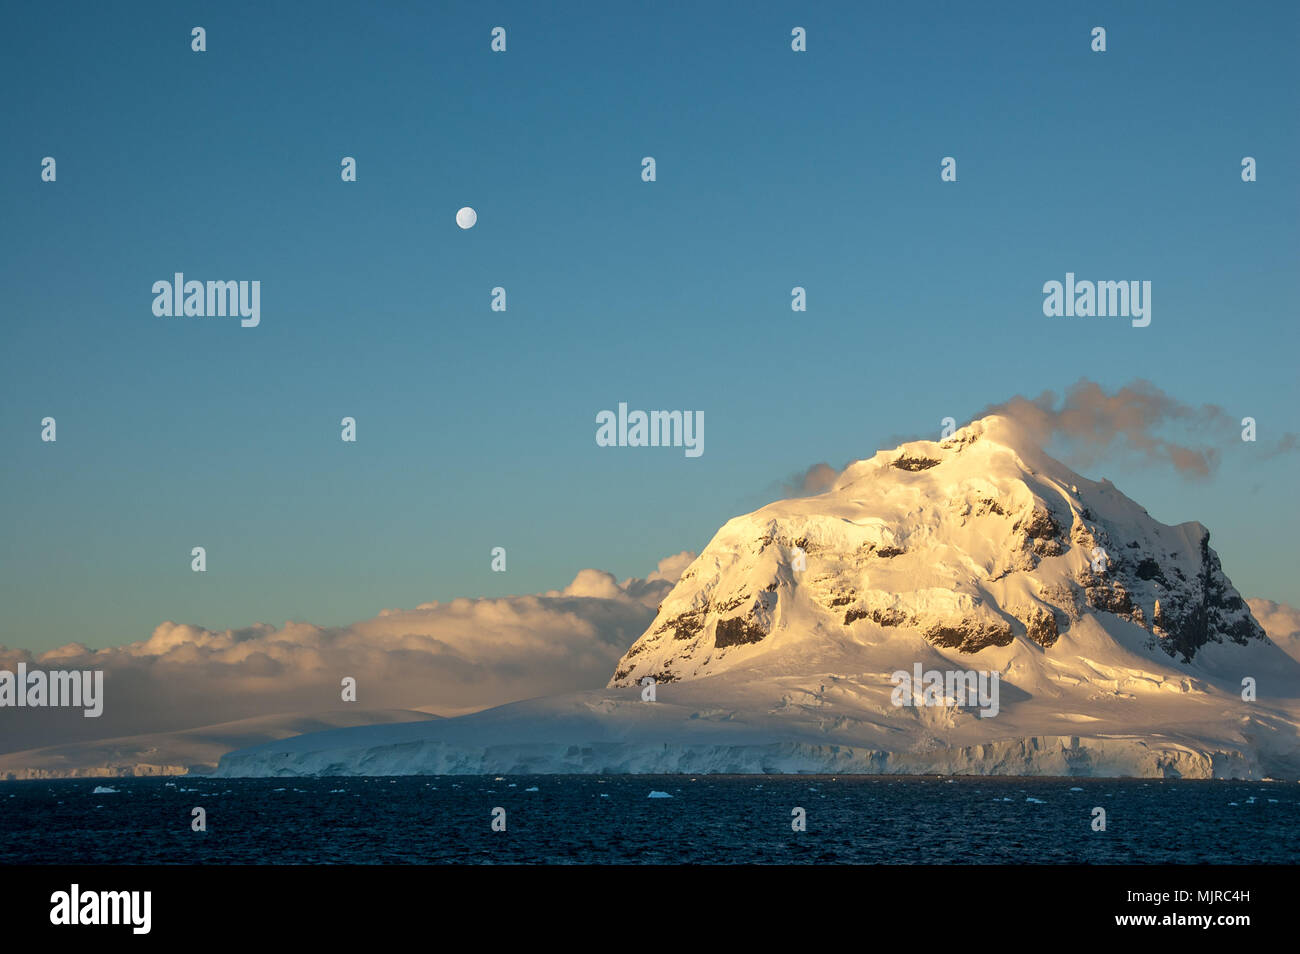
[{"x1": 216, "y1": 418, "x2": 1300, "y2": 778}]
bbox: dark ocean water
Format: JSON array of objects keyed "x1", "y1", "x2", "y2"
[{"x1": 1, "y1": 775, "x2": 1296, "y2": 864}]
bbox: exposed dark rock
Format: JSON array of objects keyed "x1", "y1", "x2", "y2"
[
  {"x1": 893, "y1": 455, "x2": 942, "y2": 472},
  {"x1": 1021, "y1": 605, "x2": 1060, "y2": 648},
  {"x1": 923, "y1": 617, "x2": 1014, "y2": 652},
  {"x1": 1134, "y1": 557, "x2": 1165, "y2": 583},
  {"x1": 715, "y1": 593, "x2": 748, "y2": 614},
  {"x1": 844, "y1": 606, "x2": 910, "y2": 627},
  {"x1": 654, "y1": 608, "x2": 706, "y2": 641},
  {"x1": 939, "y1": 430, "x2": 980, "y2": 450},
  {"x1": 1016, "y1": 507, "x2": 1065, "y2": 557},
  {"x1": 872, "y1": 608, "x2": 910, "y2": 627},
  {"x1": 715, "y1": 615, "x2": 768, "y2": 648},
  {"x1": 1148, "y1": 533, "x2": 1265, "y2": 662},
  {"x1": 1021, "y1": 508, "x2": 1062, "y2": 540},
  {"x1": 613, "y1": 665, "x2": 676, "y2": 685},
  {"x1": 1082, "y1": 578, "x2": 1140, "y2": 621}
]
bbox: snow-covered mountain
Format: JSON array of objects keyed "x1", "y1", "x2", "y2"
[
  {"x1": 610, "y1": 415, "x2": 1264, "y2": 685},
  {"x1": 214, "y1": 417, "x2": 1300, "y2": 779}
]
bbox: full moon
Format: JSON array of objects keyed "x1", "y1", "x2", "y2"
[{"x1": 456, "y1": 207, "x2": 477, "y2": 230}]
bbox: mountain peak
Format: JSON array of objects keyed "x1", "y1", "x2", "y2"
[
  {"x1": 610, "y1": 423, "x2": 1264, "y2": 688},
  {"x1": 831, "y1": 414, "x2": 1057, "y2": 497}
]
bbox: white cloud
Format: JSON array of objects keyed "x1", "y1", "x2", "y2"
[
  {"x1": 646, "y1": 551, "x2": 696, "y2": 585},
  {"x1": 1248, "y1": 598, "x2": 1300, "y2": 663},
  {"x1": 0, "y1": 556, "x2": 695, "y2": 755}
]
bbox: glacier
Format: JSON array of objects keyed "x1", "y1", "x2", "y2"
[{"x1": 215, "y1": 417, "x2": 1300, "y2": 779}]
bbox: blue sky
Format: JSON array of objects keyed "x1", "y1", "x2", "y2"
[{"x1": 2, "y1": 0, "x2": 1297, "y2": 652}]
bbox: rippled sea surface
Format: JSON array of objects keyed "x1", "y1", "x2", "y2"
[{"x1": 2, "y1": 776, "x2": 1295, "y2": 864}]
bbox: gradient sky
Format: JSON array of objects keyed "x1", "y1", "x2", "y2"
[{"x1": 2, "y1": 0, "x2": 1297, "y2": 653}]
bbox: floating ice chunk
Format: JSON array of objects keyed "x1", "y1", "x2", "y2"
[
  {"x1": 91, "y1": 786, "x2": 118, "y2": 794},
  {"x1": 1069, "y1": 787, "x2": 1084, "y2": 791},
  {"x1": 524, "y1": 786, "x2": 539, "y2": 792},
  {"x1": 648, "y1": 791, "x2": 673, "y2": 798},
  {"x1": 1026, "y1": 797, "x2": 1046, "y2": 804}
]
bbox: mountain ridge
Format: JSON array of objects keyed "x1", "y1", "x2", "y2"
[
  {"x1": 210, "y1": 418, "x2": 1300, "y2": 779},
  {"x1": 610, "y1": 415, "x2": 1262, "y2": 689}
]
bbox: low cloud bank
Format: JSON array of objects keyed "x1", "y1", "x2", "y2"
[{"x1": 0, "y1": 553, "x2": 695, "y2": 754}]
